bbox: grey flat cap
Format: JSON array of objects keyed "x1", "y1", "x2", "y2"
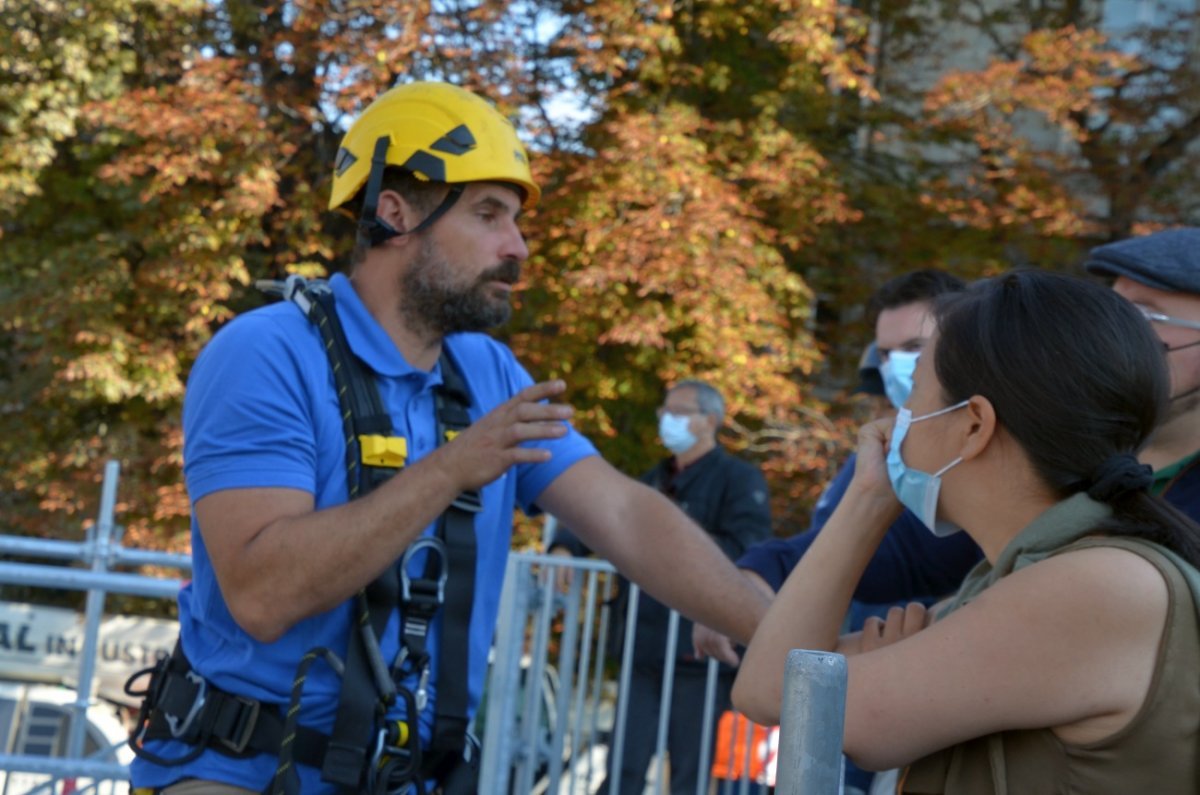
[{"x1": 1084, "y1": 228, "x2": 1200, "y2": 295}]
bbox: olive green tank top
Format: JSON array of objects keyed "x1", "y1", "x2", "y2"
[{"x1": 901, "y1": 497, "x2": 1200, "y2": 794}]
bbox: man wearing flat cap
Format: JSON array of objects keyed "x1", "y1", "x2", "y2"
[{"x1": 1086, "y1": 227, "x2": 1200, "y2": 518}]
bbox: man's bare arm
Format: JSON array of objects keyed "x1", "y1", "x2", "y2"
[
  {"x1": 692, "y1": 568, "x2": 776, "y2": 665},
  {"x1": 198, "y1": 380, "x2": 573, "y2": 642},
  {"x1": 537, "y1": 457, "x2": 771, "y2": 645}
]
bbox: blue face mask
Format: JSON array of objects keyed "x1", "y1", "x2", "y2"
[
  {"x1": 658, "y1": 412, "x2": 698, "y2": 454},
  {"x1": 886, "y1": 400, "x2": 969, "y2": 535},
  {"x1": 879, "y1": 350, "x2": 920, "y2": 410}
]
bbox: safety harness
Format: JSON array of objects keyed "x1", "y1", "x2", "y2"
[{"x1": 128, "y1": 276, "x2": 481, "y2": 795}]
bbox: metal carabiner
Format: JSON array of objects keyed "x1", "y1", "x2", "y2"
[
  {"x1": 415, "y1": 665, "x2": 431, "y2": 712},
  {"x1": 399, "y1": 536, "x2": 449, "y2": 603},
  {"x1": 165, "y1": 671, "x2": 208, "y2": 739}
]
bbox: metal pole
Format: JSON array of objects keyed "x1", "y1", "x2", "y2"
[
  {"x1": 564, "y1": 565, "x2": 600, "y2": 795},
  {"x1": 695, "y1": 657, "x2": 720, "y2": 795},
  {"x1": 478, "y1": 554, "x2": 529, "y2": 795},
  {"x1": 774, "y1": 649, "x2": 847, "y2": 795},
  {"x1": 0, "y1": 562, "x2": 183, "y2": 598},
  {"x1": 65, "y1": 460, "x2": 120, "y2": 762},
  {"x1": 547, "y1": 557, "x2": 581, "y2": 788},
  {"x1": 0, "y1": 537, "x2": 190, "y2": 572},
  {"x1": 653, "y1": 609, "x2": 681, "y2": 795},
  {"x1": 586, "y1": 567, "x2": 618, "y2": 788},
  {"x1": 608, "y1": 584, "x2": 640, "y2": 795}
]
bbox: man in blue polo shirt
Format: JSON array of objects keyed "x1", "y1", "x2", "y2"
[{"x1": 129, "y1": 81, "x2": 770, "y2": 795}]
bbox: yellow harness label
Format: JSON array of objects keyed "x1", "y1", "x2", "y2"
[{"x1": 359, "y1": 435, "x2": 408, "y2": 467}]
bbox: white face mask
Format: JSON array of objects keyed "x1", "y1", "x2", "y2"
[
  {"x1": 885, "y1": 401, "x2": 969, "y2": 535},
  {"x1": 658, "y1": 412, "x2": 698, "y2": 454},
  {"x1": 879, "y1": 350, "x2": 920, "y2": 410}
]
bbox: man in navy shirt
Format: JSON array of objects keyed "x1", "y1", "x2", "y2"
[{"x1": 694, "y1": 270, "x2": 979, "y2": 672}]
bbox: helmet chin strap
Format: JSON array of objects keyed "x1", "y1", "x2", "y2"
[{"x1": 358, "y1": 136, "x2": 464, "y2": 247}]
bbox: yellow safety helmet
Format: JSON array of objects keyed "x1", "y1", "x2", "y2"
[{"x1": 329, "y1": 81, "x2": 540, "y2": 214}]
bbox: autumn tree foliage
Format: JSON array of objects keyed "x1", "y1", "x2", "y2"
[
  {"x1": 908, "y1": 1, "x2": 1200, "y2": 243},
  {"x1": 510, "y1": 0, "x2": 873, "y2": 522},
  {"x1": 2, "y1": 0, "x2": 1198, "y2": 563}
]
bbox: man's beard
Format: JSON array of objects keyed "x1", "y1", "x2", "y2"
[{"x1": 399, "y1": 236, "x2": 520, "y2": 335}]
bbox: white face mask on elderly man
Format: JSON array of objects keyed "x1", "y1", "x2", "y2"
[{"x1": 658, "y1": 412, "x2": 698, "y2": 454}]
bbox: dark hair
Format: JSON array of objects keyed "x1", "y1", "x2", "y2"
[
  {"x1": 346, "y1": 166, "x2": 449, "y2": 266},
  {"x1": 867, "y1": 269, "x2": 968, "y2": 326},
  {"x1": 933, "y1": 269, "x2": 1200, "y2": 566}
]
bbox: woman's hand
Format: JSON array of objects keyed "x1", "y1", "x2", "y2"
[
  {"x1": 859, "y1": 602, "x2": 932, "y2": 653},
  {"x1": 848, "y1": 416, "x2": 903, "y2": 516}
]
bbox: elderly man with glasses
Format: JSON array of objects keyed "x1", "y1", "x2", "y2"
[
  {"x1": 1085, "y1": 227, "x2": 1200, "y2": 516},
  {"x1": 548, "y1": 380, "x2": 772, "y2": 795}
]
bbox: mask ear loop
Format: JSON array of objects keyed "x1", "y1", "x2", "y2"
[
  {"x1": 910, "y1": 398, "x2": 971, "y2": 424},
  {"x1": 1165, "y1": 338, "x2": 1200, "y2": 354},
  {"x1": 932, "y1": 456, "x2": 964, "y2": 478}
]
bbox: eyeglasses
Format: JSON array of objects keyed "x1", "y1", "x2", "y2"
[
  {"x1": 1136, "y1": 305, "x2": 1200, "y2": 332},
  {"x1": 657, "y1": 406, "x2": 703, "y2": 417}
]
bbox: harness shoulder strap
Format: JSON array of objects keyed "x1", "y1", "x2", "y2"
[
  {"x1": 279, "y1": 277, "x2": 480, "y2": 791},
  {"x1": 286, "y1": 282, "x2": 399, "y2": 790},
  {"x1": 427, "y1": 350, "x2": 480, "y2": 774}
]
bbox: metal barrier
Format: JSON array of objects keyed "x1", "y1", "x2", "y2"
[
  {"x1": 480, "y1": 551, "x2": 780, "y2": 795},
  {"x1": 1, "y1": 463, "x2": 804, "y2": 794},
  {"x1": 0, "y1": 460, "x2": 190, "y2": 792}
]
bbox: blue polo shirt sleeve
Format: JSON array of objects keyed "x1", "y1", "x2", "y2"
[{"x1": 183, "y1": 307, "x2": 326, "y2": 502}]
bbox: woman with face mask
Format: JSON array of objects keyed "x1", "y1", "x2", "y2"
[{"x1": 733, "y1": 270, "x2": 1200, "y2": 793}]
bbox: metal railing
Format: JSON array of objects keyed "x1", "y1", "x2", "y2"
[
  {"x1": 0, "y1": 460, "x2": 191, "y2": 790},
  {"x1": 479, "y1": 552, "x2": 843, "y2": 795},
  {"x1": 774, "y1": 650, "x2": 848, "y2": 794},
  {"x1": 1, "y1": 462, "x2": 850, "y2": 794}
]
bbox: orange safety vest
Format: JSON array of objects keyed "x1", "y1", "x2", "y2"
[{"x1": 710, "y1": 711, "x2": 778, "y2": 785}]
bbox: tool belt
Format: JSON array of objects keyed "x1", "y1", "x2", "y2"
[
  {"x1": 128, "y1": 644, "x2": 480, "y2": 793},
  {"x1": 128, "y1": 644, "x2": 338, "y2": 769}
]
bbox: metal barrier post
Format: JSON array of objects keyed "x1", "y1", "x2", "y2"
[
  {"x1": 652, "y1": 608, "x2": 681, "y2": 795},
  {"x1": 478, "y1": 554, "x2": 530, "y2": 794},
  {"x1": 608, "y1": 583, "x2": 639, "y2": 795},
  {"x1": 0, "y1": 458, "x2": 190, "y2": 788},
  {"x1": 774, "y1": 649, "x2": 847, "y2": 795},
  {"x1": 65, "y1": 459, "x2": 121, "y2": 762},
  {"x1": 695, "y1": 657, "x2": 720, "y2": 795}
]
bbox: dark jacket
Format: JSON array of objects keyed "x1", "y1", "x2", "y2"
[
  {"x1": 1162, "y1": 454, "x2": 1200, "y2": 521},
  {"x1": 550, "y1": 446, "x2": 772, "y2": 668},
  {"x1": 738, "y1": 450, "x2": 1200, "y2": 603},
  {"x1": 739, "y1": 453, "x2": 982, "y2": 599}
]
